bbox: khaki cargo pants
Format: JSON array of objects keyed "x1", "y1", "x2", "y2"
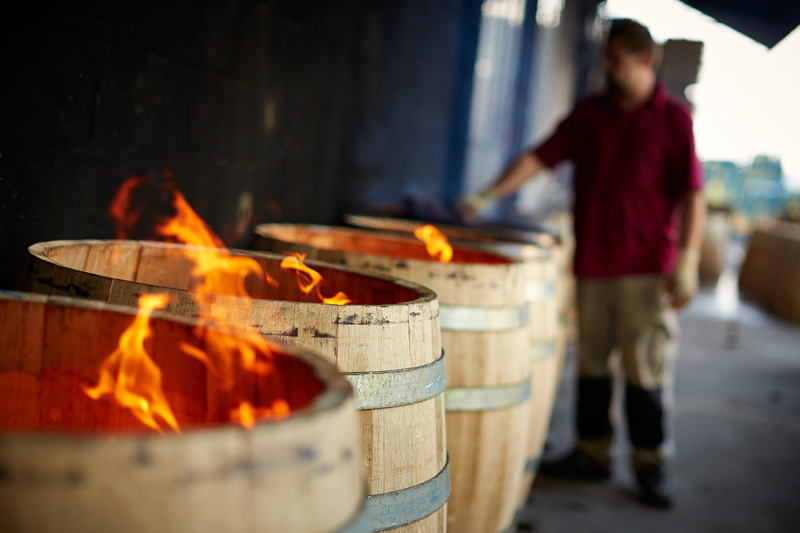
[{"x1": 574, "y1": 275, "x2": 678, "y2": 471}]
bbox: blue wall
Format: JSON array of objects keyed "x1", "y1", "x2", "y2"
[{"x1": 0, "y1": 0, "x2": 599, "y2": 288}]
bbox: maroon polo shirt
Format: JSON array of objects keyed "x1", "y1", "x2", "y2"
[{"x1": 533, "y1": 81, "x2": 703, "y2": 278}]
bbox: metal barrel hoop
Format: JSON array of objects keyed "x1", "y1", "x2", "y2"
[
  {"x1": 343, "y1": 351, "x2": 446, "y2": 410},
  {"x1": 365, "y1": 455, "x2": 451, "y2": 531},
  {"x1": 444, "y1": 379, "x2": 532, "y2": 412},
  {"x1": 438, "y1": 304, "x2": 529, "y2": 332}
]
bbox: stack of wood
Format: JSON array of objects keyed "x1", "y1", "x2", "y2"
[{"x1": 739, "y1": 221, "x2": 800, "y2": 323}]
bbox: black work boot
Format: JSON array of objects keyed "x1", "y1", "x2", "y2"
[
  {"x1": 635, "y1": 464, "x2": 674, "y2": 508},
  {"x1": 538, "y1": 449, "x2": 611, "y2": 481}
]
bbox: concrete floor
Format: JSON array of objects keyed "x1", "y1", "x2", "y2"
[{"x1": 515, "y1": 269, "x2": 800, "y2": 532}]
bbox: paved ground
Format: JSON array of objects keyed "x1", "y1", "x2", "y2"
[{"x1": 515, "y1": 267, "x2": 800, "y2": 533}]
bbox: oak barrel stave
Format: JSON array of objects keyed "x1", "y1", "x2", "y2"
[
  {"x1": 252, "y1": 223, "x2": 534, "y2": 533},
  {"x1": 340, "y1": 215, "x2": 567, "y2": 507},
  {"x1": 0, "y1": 291, "x2": 365, "y2": 533},
  {"x1": 20, "y1": 240, "x2": 447, "y2": 533}
]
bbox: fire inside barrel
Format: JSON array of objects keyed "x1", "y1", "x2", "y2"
[
  {"x1": 108, "y1": 174, "x2": 350, "y2": 306},
  {"x1": 0, "y1": 295, "x2": 324, "y2": 435}
]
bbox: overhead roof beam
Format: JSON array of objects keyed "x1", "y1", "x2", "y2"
[{"x1": 679, "y1": 0, "x2": 799, "y2": 48}]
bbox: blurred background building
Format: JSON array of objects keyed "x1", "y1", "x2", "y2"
[{"x1": 705, "y1": 156, "x2": 790, "y2": 228}]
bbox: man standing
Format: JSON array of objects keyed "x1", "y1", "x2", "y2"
[{"x1": 462, "y1": 19, "x2": 706, "y2": 508}]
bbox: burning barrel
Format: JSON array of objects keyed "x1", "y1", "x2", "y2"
[
  {"x1": 342, "y1": 214, "x2": 556, "y2": 248},
  {"x1": 342, "y1": 215, "x2": 566, "y2": 506},
  {"x1": 19, "y1": 240, "x2": 448, "y2": 533},
  {"x1": 0, "y1": 291, "x2": 366, "y2": 533},
  {"x1": 252, "y1": 223, "x2": 532, "y2": 533}
]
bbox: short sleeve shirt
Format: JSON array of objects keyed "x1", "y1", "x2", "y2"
[{"x1": 533, "y1": 82, "x2": 703, "y2": 278}]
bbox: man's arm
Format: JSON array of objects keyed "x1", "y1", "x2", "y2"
[
  {"x1": 679, "y1": 188, "x2": 706, "y2": 252},
  {"x1": 491, "y1": 152, "x2": 548, "y2": 197},
  {"x1": 671, "y1": 189, "x2": 706, "y2": 308},
  {"x1": 461, "y1": 104, "x2": 576, "y2": 217},
  {"x1": 461, "y1": 152, "x2": 547, "y2": 217}
]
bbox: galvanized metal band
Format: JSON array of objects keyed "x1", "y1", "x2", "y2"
[
  {"x1": 343, "y1": 351, "x2": 446, "y2": 410},
  {"x1": 444, "y1": 379, "x2": 531, "y2": 412},
  {"x1": 530, "y1": 340, "x2": 556, "y2": 360},
  {"x1": 439, "y1": 304, "x2": 529, "y2": 332},
  {"x1": 525, "y1": 455, "x2": 542, "y2": 473},
  {"x1": 365, "y1": 455, "x2": 451, "y2": 532},
  {"x1": 335, "y1": 492, "x2": 371, "y2": 533},
  {"x1": 524, "y1": 281, "x2": 556, "y2": 302}
]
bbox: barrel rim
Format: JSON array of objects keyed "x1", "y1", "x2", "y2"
[
  {"x1": 343, "y1": 212, "x2": 562, "y2": 247},
  {"x1": 339, "y1": 224, "x2": 553, "y2": 262},
  {"x1": 26, "y1": 239, "x2": 438, "y2": 309},
  {"x1": 253, "y1": 222, "x2": 527, "y2": 267},
  {"x1": 342, "y1": 214, "x2": 559, "y2": 263},
  {"x1": 0, "y1": 290, "x2": 356, "y2": 441}
]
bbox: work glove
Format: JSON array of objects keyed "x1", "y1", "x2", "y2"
[
  {"x1": 670, "y1": 249, "x2": 700, "y2": 309},
  {"x1": 459, "y1": 189, "x2": 497, "y2": 219}
]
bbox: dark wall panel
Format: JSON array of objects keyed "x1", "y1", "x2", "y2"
[
  {"x1": 0, "y1": 0, "x2": 483, "y2": 289},
  {"x1": 0, "y1": 1, "x2": 369, "y2": 287},
  {"x1": 349, "y1": 0, "x2": 483, "y2": 213}
]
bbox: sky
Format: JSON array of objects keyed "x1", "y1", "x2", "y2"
[{"x1": 602, "y1": 0, "x2": 800, "y2": 191}]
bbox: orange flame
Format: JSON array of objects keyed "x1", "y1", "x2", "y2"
[
  {"x1": 83, "y1": 294, "x2": 180, "y2": 433},
  {"x1": 108, "y1": 176, "x2": 146, "y2": 239},
  {"x1": 230, "y1": 399, "x2": 290, "y2": 429},
  {"x1": 84, "y1": 293, "x2": 293, "y2": 432},
  {"x1": 280, "y1": 253, "x2": 351, "y2": 305},
  {"x1": 414, "y1": 224, "x2": 453, "y2": 263},
  {"x1": 100, "y1": 175, "x2": 360, "y2": 431},
  {"x1": 182, "y1": 323, "x2": 289, "y2": 429},
  {"x1": 181, "y1": 323, "x2": 277, "y2": 392},
  {"x1": 157, "y1": 190, "x2": 224, "y2": 249},
  {"x1": 153, "y1": 189, "x2": 278, "y2": 296}
]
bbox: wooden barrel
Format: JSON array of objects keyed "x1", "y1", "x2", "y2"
[
  {"x1": 252, "y1": 223, "x2": 532, "y2": 533},
  {"x1": 0, "y1": 290, "x2": 367, "y2": 533},
  {"x1": 343, "y1": 215, "x2": 572, "y2": 368},
  {"x1": 342, "y1": 214, "x2": 557, "y2": 248},
  {"x1": 342, "y1": 215, "x2": 564, "y2": 507},
  {"x1": 19, "y1": 240, "x2": 448, "y2": 533},
  {"x1": 489, "y1": 243, "x2": 562, "y2": 511}
]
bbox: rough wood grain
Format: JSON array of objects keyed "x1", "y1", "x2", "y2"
[
  {"x1": 337, "y1": 216, "x2": 568, "y2": 508},
  {"x1": 253, "y1": 223, "x2": 537, "y2": 533},
  {"x1": 0, "y1": 292, "x2": 365, "y2": 533},
  {"x1": 22, "y1": 239, "x2": 445, "y2": 533}
]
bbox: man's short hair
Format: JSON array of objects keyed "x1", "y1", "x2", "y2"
[{"x1": 608, "y1": 19, "x2": 655, "y2": 54}]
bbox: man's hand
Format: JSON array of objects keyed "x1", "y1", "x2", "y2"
[
  {"x1": 459, "y1": 189, "x2": 497, "y2": 220},
  {"x1": 459, "y1": 152, "x2": 545, "y2": 220},
  {"x1": 669, "y1": 249, "x2": 700, "y2": 309}
]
